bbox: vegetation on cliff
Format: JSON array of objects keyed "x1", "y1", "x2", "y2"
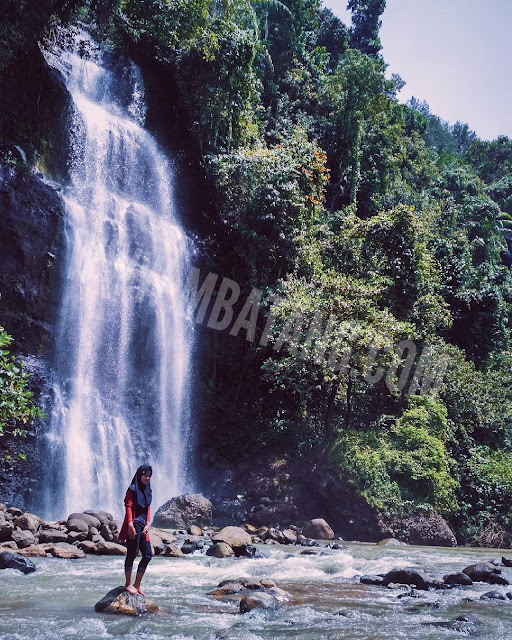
[{"x1": 1, "y1": 0, "x2": 511, "y2": 544}]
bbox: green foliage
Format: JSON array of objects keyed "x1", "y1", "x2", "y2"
[
  {"x1": 0, "y1": 327, "x2": 44, "y2": 438},
  {"x1": 347, "y1": 0, "x2": 386, "y2": 56},
  {"x1": 207, "y1": 129, "x2": 329, "y2": 281}
]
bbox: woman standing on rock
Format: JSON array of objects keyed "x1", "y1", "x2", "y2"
[{"x1": 119, "y1": 464, "x2": 153, "y2": 595}]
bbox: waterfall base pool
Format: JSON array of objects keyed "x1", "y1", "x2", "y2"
[{"x1": 1, "y1": 542, "x2": 511, "y2": 639}]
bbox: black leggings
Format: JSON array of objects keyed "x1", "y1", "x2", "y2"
[{"x1": 124, "y1": 522, "x2": 153, "y2": 576}]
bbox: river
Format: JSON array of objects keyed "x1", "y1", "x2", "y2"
[{"x1": 1, "y1": 541, "x2": 511, "y2": 639}]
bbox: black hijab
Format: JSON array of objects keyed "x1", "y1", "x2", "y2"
[{"x1": 129, "y1": 464, "x2": 152, "y2": 509}]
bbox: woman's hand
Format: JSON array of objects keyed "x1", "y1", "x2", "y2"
[
  {"x1": 142, "y1": 524, "x2": 149, "y2": 537},
  {"x1": 127, "y1": 522, "x2": 136, "y2": 539}
]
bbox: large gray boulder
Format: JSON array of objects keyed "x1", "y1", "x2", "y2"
[
  {"x1": 39, "y1": 528, "x2": 68, "y2": 544},
  {"x1": 11, "y1": 528, "x2": 36, "y2": 548},
  {"x1": 67, "y1": 512, "x2": 101, "y2": 530},
  {"x1": 153, "y1": 494, "x2": 213, "y2": 528}
]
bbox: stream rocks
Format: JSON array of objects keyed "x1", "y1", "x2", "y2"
[
  {"x1": 462, "y1": 562, "x2": 509, "y2": 585},
  {"x1": 95, "y1": 586, "x2": 158, "y2": 616},
  {"x1": 207, "y1": 578, "x2": 294, "y2": 614},
  {"x1": 0, "y1": 506, "x2": 125, "y2": 556}
]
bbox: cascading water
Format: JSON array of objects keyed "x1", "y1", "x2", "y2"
[{"x1": 42, "y1": 31, "x2": 194, "y2": 518}]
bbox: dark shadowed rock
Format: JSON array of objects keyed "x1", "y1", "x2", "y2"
[
  {"x1": 39, "y1": 529, "x2": 68, "y2": 544},
  {"x1": 360, "y1": 575, "x2": 385, "y2": 586},
  {"x1": 443, "y1": 572, "x2": 473, "y2": 586},
  {"x1": 463, "y1": 562, "x2": 500, "y2": 583},
  {"x1": 382, "y1": 568, "x2": 435, "y2": 590},
  {"x1": 397, "y1": 513, "x2": 457, "y2": 547},
  {"x1": 426, "y1": 614, "x2": 480, "y2": 633},
  {"x1": 480, "y1": 591, "x2": 507, "y2": 600},
  {"x1": 0, "y1": 522, "x2": 15, "y2": 542},
  {"x1": 0, "y1": 550, "x2": 36, "y2": 573},
  {"x1": 502, "y1": 557, "x2": 512, "y2": 568},
  {"x1": 11, "y1": 528, "x2": 36, "y2": 548},
  {"x1": 95, "y1": 586, "x2": 158, "y2": 615},
  {"x1": 153, "y1": 494, "x2": 212, "y2": 528},
  {"x1": 488, "y1": 573, "x2": 509, "y2": 586}
]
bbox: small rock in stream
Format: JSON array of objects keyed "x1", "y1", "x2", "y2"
[
  {"x1": 425, "y1": 614, "x2": 480, "y2": 634},
  {"x1": 95, "y1": 586, "x2": 158, "y2": 615},
  {"x1": 480, "y1": 591, "x2": 507, "y2": 600},
  {"x1": 0, "y1": 550, "x2": 36, "y2": 573}
]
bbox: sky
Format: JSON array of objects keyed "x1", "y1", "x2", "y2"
[{"x1": 322, "y1": 0, "x2": 512, "y2": 141}]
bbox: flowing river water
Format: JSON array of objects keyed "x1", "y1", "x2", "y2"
[{"x1": 0, "y1": 541, "x2": 511, "y2": 639}]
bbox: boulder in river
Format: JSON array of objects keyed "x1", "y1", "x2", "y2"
[
  {"x1": 463, "y1": 562, "x2": 501, "y2": 583},
  {"x1": 211, "y1": 526, "x2": 252, "y2": 556},
  {"x1": 162, "y1": 543, "x2": 184, "y2": 557},
  {"x1": 502, "y1": 557, "x2": 512, "y2": 568},
  {"x1": 443, "y1": 572, "x2": 473, "y2": 586},
  {"x1": 480, "y1": 591, "x2": 507, "y2": 600},
  {"x1": 382, "y1": 568, "x2": 435, "y2": 590},
  {"x1": 0, "y1": 521, "x2": 14, "y2": 542},
  {"x1": 425, "y1": 614, "x2": 480, "y2": 633},
  {"x1": 206, "y1": 542, "x2": 235, "y2": 558},
  {"x1": 239, "y1": 592, "x2": 278, "y2": 613},
  {"x1": 0, "y1": 550, "x2": 36, "y2": 573},
  {"x1": 66, "y1": 518, "x2": 89, "y2": 534},
  {"x1": 95, "y1": 586, "x2": 158, "y2": 615},
  {"x1": 302, "y1": 518, "x2": 334, "y2": 540},
  {"x1": 153, "y1": 494, "x2": 213, "y2": 529}
]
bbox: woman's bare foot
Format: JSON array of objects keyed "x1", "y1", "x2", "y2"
[
  {"x1": 125, "y1": 584, "x2": 138, "y2": 595},
  {"x1": 135, "y1": 586, "x2": 146, "y2": 597}
]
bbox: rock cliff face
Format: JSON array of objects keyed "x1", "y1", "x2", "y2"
[{"x1": 0, "y1": 162, "x2": 66, "y2": 506}]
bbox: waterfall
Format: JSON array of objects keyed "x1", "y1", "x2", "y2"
[{"x1": 43, "y1": 31, "x2": 194, "y2": 518}]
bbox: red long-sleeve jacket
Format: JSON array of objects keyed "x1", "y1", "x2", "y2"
[{"x1": 118, "y1": 488, "x2": 151, "y2": 542}]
